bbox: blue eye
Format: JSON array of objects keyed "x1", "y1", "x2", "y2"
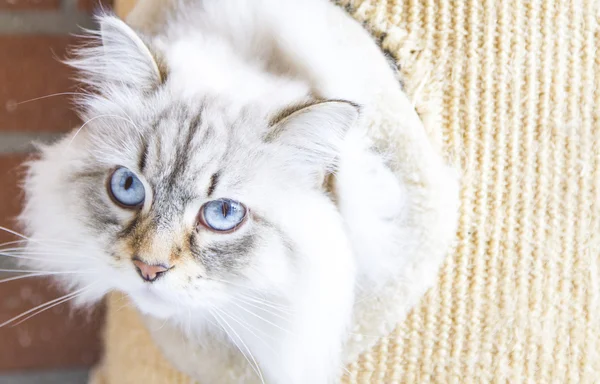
[
  {"x1": 199, "y1": 199, "x2": 247, "y2": 232},
  {"x1": 108, "y1": 167, "x2": 145, "y2": 207}
]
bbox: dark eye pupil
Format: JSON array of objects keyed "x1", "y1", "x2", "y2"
[
  {"x1": 124, "y1": 176, "x2": 133, "y2": 190},
  {"x1": 221, "y1": 201, "x2": 230, "y2": 217}
]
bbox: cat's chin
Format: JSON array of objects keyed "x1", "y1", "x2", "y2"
[{"x1": 127, "y1": 287, "x2": 182, "y2": 319}]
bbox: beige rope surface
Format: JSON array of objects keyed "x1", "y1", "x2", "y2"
[
  {"x1": 339, "y1": 0, "x2": 600, "y2": 382},
  {"x1": 92, "y1": 0, "x2": 600, "y2": 383}
]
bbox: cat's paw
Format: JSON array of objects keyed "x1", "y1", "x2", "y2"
[
  {"x1": 335, "y1": 130, "x2": 405, "y2": 219},
  {"x1": 334, "y1": 129, "x2": 408, "y2": 284}
]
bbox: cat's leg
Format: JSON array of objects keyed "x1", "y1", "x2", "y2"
[
  {"x1": 238, "y1": 202, "x2": 356, "y2": 384},
  {"x1": 258, "y1": 275, "x2": 355, "y2": 383},
  {"x1": 335, "y1": 129, "x2": 407, "y2": 289},
  {"x1": 276, "y1": 260, "x2": 355, "y2": 383}
]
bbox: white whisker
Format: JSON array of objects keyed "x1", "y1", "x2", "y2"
[
  {"x1": 0, "y1": 240, "x2": 29, "y2": 248},
  {"x1": 207, "y1": 277, "x2": 292, "y2": 310},
  {"x1": 210, "y1": 310, "x2": 256, "y2": 372},
  {"x1": 0, "y1": 228, "x2": 87, "y2": 251},
  {"x1": 0, "y1": 284, "x2": 94, "y2": 328},
  {"x1": 187, "y1": 307, "x2": 192, "y2": 336},
  {"x1": 236, "y1": 293, "x2": 294, "y2": 315},
  {"x1": 211, "y1": 309, "x2": 265, "y2": 384},
  {"x1": 0, "y1": 239, "x2": 84, "y2": 248},
  {"x1": 214, "y1": 306, "x2": 277, "y2": 345},
  {"x1": 151, "y1": 317, "x2": 170, "y2": 332},
  {"x1": 0, "y1": 253, "x2": 89, "y2": 264},
  {"x1": 11, "y1": 291, "x2": 84, "y2": 327},
  {"x1": 0, "y1": 226, "x2": 29, "y2": 241},
  {"x1": 207, "y1": 276, "x2": 256, "y2": 291},
  {"x1": 0, "y1": 271, "x2": 94, "y2": 284},
  {"x1": 0, "y1": 250, "x2": 100, "y2": 262},
  {"x1": 0, "y1": 247, "x2": 85, "y2": 254},
  {"x1": 15, "y1": 92, "x2": 87, "y2": 105},
  {"x1": 233, "y1": 296, "x2": 292, "y2": 321},
  {"x1": 229, "y1": 300, "x2": 293, "y2": 336},
  {"x1": 0, "y1": 268, "x2": 95, "y2": 273},
  {"x1": 114, "y1": 296, "x2": 135, "y2": 313},
  {"x1": 67, "y1": 114, "x2": 139, "y2": 146}
]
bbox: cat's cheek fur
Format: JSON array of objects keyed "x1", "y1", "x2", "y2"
[{"x1": 19, "y1": 139, "x2": 116, "y2": 306}]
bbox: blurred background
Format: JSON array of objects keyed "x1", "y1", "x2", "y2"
[{"x1": 0, "y1": 1, "x2": 110, "y2": 382}]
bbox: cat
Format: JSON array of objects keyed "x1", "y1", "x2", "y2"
[{"x1": 18, "y1": 0, "x2": 408, "y2": 382}]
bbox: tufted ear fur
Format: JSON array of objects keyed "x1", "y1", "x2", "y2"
[
  {"x1": 67, "y1": 15, "x2": 162, "y2": 92},
  {"x1": 268, "y1": 100, "x2": 360, "y2": 175}
]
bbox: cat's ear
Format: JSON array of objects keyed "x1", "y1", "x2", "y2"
[
  {"x1": 268, "y1": 100, "x2": 360, "y2": 173},
  {"x1": 68, "y1": 15, "x2": 162, "y2": 91}
]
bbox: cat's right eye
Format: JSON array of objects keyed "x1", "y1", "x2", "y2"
[
  {"x1": 108, "y1": 167, "x2": 146, "y2": 208},
  {"x1": 198, "y1": 199, "x2": 247, "y2": 233}
]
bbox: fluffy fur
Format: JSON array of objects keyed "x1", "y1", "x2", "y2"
[{"x1": 19, "y1": 1, "x2": 410, "y2": 383}]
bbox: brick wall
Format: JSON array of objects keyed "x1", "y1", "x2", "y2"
[{"x1": 0, "y1": 0, "x2": 109, "y2": 372}]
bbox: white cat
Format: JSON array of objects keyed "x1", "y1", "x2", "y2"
[{"x1": 19, "y1": 1, "x2": 408, "y2": 383}]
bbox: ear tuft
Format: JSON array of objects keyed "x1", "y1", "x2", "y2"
[{"x1": 67, "y1": 14, "x2": 162, "y2": 91}]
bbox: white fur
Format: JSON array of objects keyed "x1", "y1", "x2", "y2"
[{"x1": 18, "y1": 1, "x2": 421, "y2": 383}]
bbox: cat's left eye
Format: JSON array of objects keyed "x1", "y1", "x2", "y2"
[
  {"x1": 108, "y1": 167, "x2": 146, "y2": 208},
  {"x1": 198, "y1": 199, "x2": 247, "y2": 233}
]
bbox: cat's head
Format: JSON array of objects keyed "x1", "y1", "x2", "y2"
[{"x1": 19, "y1": 15, "x2": 359, "y2": 318}]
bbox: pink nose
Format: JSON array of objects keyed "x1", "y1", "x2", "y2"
[{"x1": 133, "y1": 258, "x2": 170, "y2": 282}]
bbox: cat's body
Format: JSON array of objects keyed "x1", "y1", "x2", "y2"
[{"x1": 20, "y1": 1, "x2": 408, "y2": 383}]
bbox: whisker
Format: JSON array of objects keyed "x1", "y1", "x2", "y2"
[
  {"x1": 201, "y1": 313, "x2": 220, "y2": 330},
  {"x1": 0, "y1": 228, "x2": 86, "y2": 249},
  {"x1": 206, "y1": 276, "x2": 255, "y2": 291},
  {"x1": 0, "y1": 250, "x2": 100, "y2": 262},
  {"x1": 0, "y1": 268, "x2": 95, "y2": 273},
  {"x1": 233, "y1": 296, "x2": 292, "y2": 322},
  {"x1": 209, "y1": 310, "x2": 256, "y2": 373},
  {"x1": 210, "y1": 309, "x2": 265, "y2": 384},
  {"x1": 151, "y1": 316, "x2": 170, "y2": 332},
  {"x1": 0, "y1": 272, "x2": 51, "y2": 284},
  {"x1": 67, "y1": 114, "x2": 139, "y2": 147},
  {"x1": 235, "y1": 289, "x2": 292, "y2": 307},
  {"x1": 15, "y1": 92, "x2": 87, "y2": 105},
  {"x1": 214, "y1": 306, "x2": 278, "y2": 345},
  {"x1": 114, "y1": 296, "x2": 135, "y2": 313},
  {"x1": 0, "y1": 226, "x2": 29, "y2": 241},
  {"x1": 0, "y1": 240, "x2": 29, "y2": 248},
  {"x1": 235, "y1": 293, "x2": 294, "y2": 314},
  {"x1": 207, "y1": 277, "x2": 292, "y2": 310},
  {"x1": 0, "y1": 271, "x2": 94, "y2": 284},
  {"x1": 0, "y1": 248, "x2": 62, "y2": 254},
  {"x1": 186, "y1": 307, "x2": 192, "y2": 336},
  {"x1": 0, "y1": 253, "x2": 92, "y2": 264},
  {"x1": 0, "y1": 284, "x2": 93, "y2": 328},
  {"x1": 229, "y1": 300, "x2": 293, "y2": 336},
  {"x1": 11, "y1": 291, "x2": 84, "y2": 327},
  {"x1": 0, "y1": 239, "x2": 87, "y2": 250}
]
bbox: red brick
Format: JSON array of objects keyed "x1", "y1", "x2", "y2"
[
  {"x1": 78, "y1": 0, "x2": 112, "y2": 13},
  {"x1": 0, "y1": 156, "x2": 104, "y2": 371},
  {"x1": 0, "y1": 0, "x2": 59, "y2": 10},
  {"x1": 0, "y1": 36, "x2": 81, "y2": 133},
  {"x1": 0, "y1": 155, "x2": 26, "y2": 245},
  {"x1": 0, "y1": 279, "x2": 104, "y2": 371}
]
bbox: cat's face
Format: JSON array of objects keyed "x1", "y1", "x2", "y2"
[{"x1": 18, "y1": 16, "x2": 358, "y2": 318}]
